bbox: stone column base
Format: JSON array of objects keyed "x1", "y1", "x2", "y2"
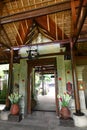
[
  {"x1": 73, "y1": 114, "x2": 87, "y2": 127},
  {"x1": 0, "y1": 111, "x2": 10, "y2": 120}
]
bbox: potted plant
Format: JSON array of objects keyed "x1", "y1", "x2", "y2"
[
  {"x1": 8, "y1": 92, "x2": 22, "y2": 115},
  {"x1": 57, "y1": 92, "x2": 71, "y2": 119}
]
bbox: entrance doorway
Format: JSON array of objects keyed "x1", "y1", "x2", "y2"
[
  {"x1": 34, "y1": 73, "x2": 56, "y2": 112},
  {"x1": 27, "y1": 58, "x2": 58, "y2": 115}
]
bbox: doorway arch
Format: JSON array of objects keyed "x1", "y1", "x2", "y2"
[{"x1": 27, "y1": 57, "x2": 58, "y2": 115}]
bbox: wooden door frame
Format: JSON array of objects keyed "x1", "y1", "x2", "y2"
[{"x1": 27, "y1": 57, "x2": 58, "y2": 114}]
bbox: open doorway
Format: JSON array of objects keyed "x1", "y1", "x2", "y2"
[
  {"x1": 27, "y1": 57, "x2": 58, "y2": 114},
  {"x1": 33, "y1": 72, "x2": 56, "y2": 112}
]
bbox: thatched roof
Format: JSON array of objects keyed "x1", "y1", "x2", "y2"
[{"x1": 0, "y1": 0, "x2": 87, "y2": 63}]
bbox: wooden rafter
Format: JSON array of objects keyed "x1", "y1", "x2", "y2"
[
  {"x1": 0, "y1": 25, "x2": 11, "y2": 48},
  {"x1": 74, "y1": 0, "x2": 87, "y2": 43},
  {"x1": 16, "y1": 15, "x2": 68, "y2": 45},
  {"x1": 75, "y1": 0, "x2": 83, "y2": 27},
  {"x1": 38, "y1": 26, "x2": 54, "y2": 41},
  {"x1": 0, "y1": 0, "x2": 79, "y2": 24},
  {"x1": 35, "y1": 16, "x2": 68, "y2": 40},
  {"x1": 2, "y1": 0, "x2": 23, "y2": 46},
  {"x1": 13, "y1": 22, "x2": 23, "y2": 45},
  {"x1": 7, "y1": 24, "x2": 19, "y2": 46},
  {"x1": 0, "y1": 25, "x2": 12, "y2": 46},
  {"x1": 0, "y1": 1, "x2": 4, "y2": 15},
  {"x1": 25, "y1": 25, "x2": 39, "y2": 45},
  {"x1": 71, "y1": 0, "x2": 77, "y2": 35},
  {"x1": 11, "y1": 0, "x2": 29, "y2": 45},
  {"x1": 16, "y1": 19, "x2": 33, "y2": 45},
  {"x1": 0, "y1": 41, "x2": 10, "y2": 49}
]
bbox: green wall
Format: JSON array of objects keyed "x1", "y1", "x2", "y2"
[
  {"x1": 13, "y1": 59, "x2": 27, "y2": 116},
  {"x1": 13, "y1": 56, "x2": 73, "y2": 115},
  {"x1": 56, "y1": 56, "x2": 73, "y2": 94}
]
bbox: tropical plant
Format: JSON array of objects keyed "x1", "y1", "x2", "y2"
[
  {"x1": 57, "y1": 92, "x2": 71, "y2": 107},
  {"x1": 8, "y1": 92, "x2": 22, "y2": 104},
  {"x1": 0, "y1": 85, "x2": 8, "y2": 104}
]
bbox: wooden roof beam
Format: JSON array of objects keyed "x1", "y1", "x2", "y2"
[
  {"x1": 0, "y1": 42, "x2": 11, "y2": 49},
  {"x1": 0, "y1": 25, "x2": 11, "y2": 49},
  {"x1": 10, "y1": 37, "x2": 87, "y2": 51},
  {"x1": 71, "y1": 0, "x2": 77, "y2": 34},
  {"x1": 0, "y1": 0, "x2": 79, "y2": 24},
  {"x1": 75, "y1": 0, "x2": 84, "y2": 27},
  {"x1": 35, "y1": 16, "x2": 68, "y2": 40},
  {"x1": 74, "y1": 0, "x2": 87, "y2": 43},
  {"x1": 0, "y1": 1, "x2": 4, "y2": 13},
  {"x1": 0, "y1": 25, "x2": 12, "y2": 47},
  {"x1": 16, "y1": 20, "x2": 33, "y2": 45}
]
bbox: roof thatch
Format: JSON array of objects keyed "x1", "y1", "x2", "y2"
[{"x1": 0, "y1": 0, "x2": 87, "y2": 63}]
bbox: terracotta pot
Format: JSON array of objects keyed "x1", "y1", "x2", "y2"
[
  {"x1": 10, "y1": 104, "x2": 20, "y2": 115},
  {"x1": 60, "y1": 107, "x2": 70, "y2": 119}
]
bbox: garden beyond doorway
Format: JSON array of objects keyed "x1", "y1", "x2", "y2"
[{"x1": 33, "y1": 74, "x2": 56, "y2": 112}]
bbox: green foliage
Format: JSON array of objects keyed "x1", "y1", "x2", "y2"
[
  {"x1": 0, "y1": 85, "x2": 7, "y2": 103},
  {"x1": 8, "y1": 92, "x2": 22, "y2": 104},
  {"x1": 44, "y1": 74, "x2": 52, "y2": 82},
  {"x1": 35, "y1": 74, "x2": 52, "y2": 89},
  {"x1": 57, "y1": 92, "x2": 71, "y2": 107}
]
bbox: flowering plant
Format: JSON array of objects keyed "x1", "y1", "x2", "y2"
[
  {"x1": 57, "y1": 92, "x2": 71, "y2": 107},
  {"x1": 8, "y1": 92, "x2": 22, "y2": 104}
]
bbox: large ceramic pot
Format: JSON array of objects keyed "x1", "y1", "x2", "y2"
[
  {"x1": 60, "y1": 107, "x2": 70, "y2": 119},
  {"x1": 10, "y1": 104, "x2": 20, "y2": 115}
]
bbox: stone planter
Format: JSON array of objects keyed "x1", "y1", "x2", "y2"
[
  {"x1": 0, "y1": 111, "x2": 10, "y2": 120},
  {"x1": 73, "y1": 114, "x2": 87, "y2": 127}
]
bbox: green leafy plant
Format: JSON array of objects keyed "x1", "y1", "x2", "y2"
[
  {"x1": 8, "y1": 92, "x2": 22, "y2": 104},
  {"x1": 57, "y1": 92, "x2": 71, "y2": 107}
]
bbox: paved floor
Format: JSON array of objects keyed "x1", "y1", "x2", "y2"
[
  {"x1": 34, "y1": 86, "x2": 56, "y2": 111},
  {"x1": 0, "y1": 111, "x2": 87, "y2": 130}
]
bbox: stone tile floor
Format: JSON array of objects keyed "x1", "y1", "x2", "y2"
[{"x1": 0, "y1": 111, "x2": 87, "y2": 130}]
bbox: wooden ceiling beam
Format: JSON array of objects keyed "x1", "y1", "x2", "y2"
[
  {"x1": 0, "y1": 42, "x2": 11, "y2": 49},
  {"x1": 22, "y1": 19, "x2": 34, "y2": 44},
  {"x1": 77, "y1": 37, "x2": 87, "y2": 42},
  {"x1": 13, "y1": 22, "x2": 23, "y2": 45},
  {"x1": 17, "y1": 19, "x2": 35, "y2": 45},
  {"x1": 0, "y1": 0, "x2": 79, "y2": 24},
  {"x1": 80, "y1": 30, "x2": 87, "y2": 35},
  {"x1": 16, "y1": 20, "x2": 28, "y2": 45},
  {"x1": 0, "y1": 25, "x2": 11, "y2": 48},
  {"x1": 74, "y1": 0, "x2": 87, "y2": 43},
  {"x1": 35, "y1": 16, "x2": 68, "y2": 40},
  {"x1": 0, "y1": 25, "x2": 12, "y2": 47},
  {"x1": 75, "y1": 0, "x2": 83, "y2": 27},
  {"x1": 10, "y1": 37, "x2": 87, "y2": 51},
  {"x1": 71, "y1": 0, "x2": 77, "y2": 34},
  {"x1": 0, "y1": 1, "x2": 4, "y2": 13},
  {"x1": 38, "y1": 27, "x2": 54, "y2": 41}
]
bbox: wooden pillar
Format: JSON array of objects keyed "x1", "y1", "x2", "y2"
[
  {"x1": 8, "y1": 49, "x2": 14, "y2": 93},
  {"x1": 70, "y1": 39, "x2": 84, "y2": 115}
]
